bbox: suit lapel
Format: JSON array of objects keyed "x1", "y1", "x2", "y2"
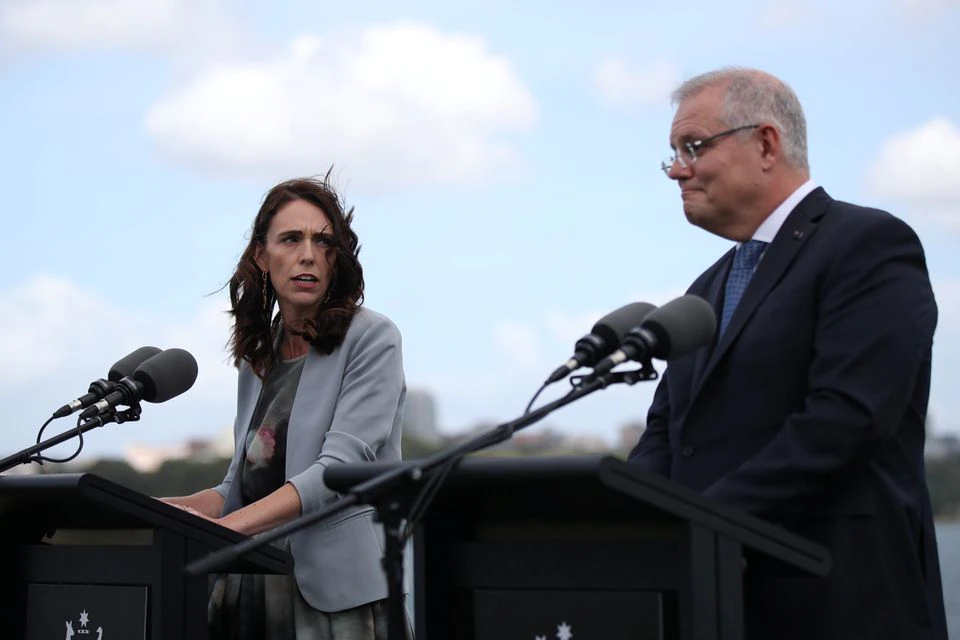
[
  {"x1": 236, "y1": 372, "x2": 263, "y2": 435},
  {"x1": 223, "y1": 366, "x2": 264, "y2": 511},
  {"x1": 689, "y1": 250, "x2": 734, "y2": 386},
  {"x1": 688, "y1": 188, "x2": 830, "y2": 404}
]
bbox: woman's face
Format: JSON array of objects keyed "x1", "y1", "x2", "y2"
[{"x1": 255, "y1": 198, "x2": 335, "y2": 324}]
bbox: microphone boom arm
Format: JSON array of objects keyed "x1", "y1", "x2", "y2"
[{"x1": 0, "y1": 406, "x2": 140, "y2": 474}]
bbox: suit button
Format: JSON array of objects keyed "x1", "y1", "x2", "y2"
[{"x1": 681, "y1": 445, "x2": 695, "y2": 457}]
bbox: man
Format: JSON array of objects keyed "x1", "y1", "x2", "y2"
[{"x1": 629, "y1": 67, "x2": 948, "y2": 639}]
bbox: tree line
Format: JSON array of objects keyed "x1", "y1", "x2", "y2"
[{"x1": 29, "y1": 435, "x2": 960, "y2": 519}]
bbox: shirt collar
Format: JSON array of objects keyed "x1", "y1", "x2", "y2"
[{"x1": 750, "y1": 178, "x2": 817, "y2": 245}]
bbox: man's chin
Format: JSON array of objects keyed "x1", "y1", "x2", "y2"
[
  {"x1": 683, "y1": 205, "x2": 707, "y2": 226},
  {"x1": 683, "y1": 207, "x2": 726, "y2": 236}
]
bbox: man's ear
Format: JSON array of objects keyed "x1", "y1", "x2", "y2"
[{"x1": 758, "y1": 124, "x2": 782, "y2": 171}]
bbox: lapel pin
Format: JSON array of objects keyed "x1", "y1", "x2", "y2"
[{"x1": 792, "y1": 230, "x2": 804, "y2": 240}]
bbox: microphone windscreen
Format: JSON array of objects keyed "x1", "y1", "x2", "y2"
[
  {"x1": 133, "y1": 348, "x2": 199, "y2": 403},
  {"x1": 109, "y1": 346, "x2": 163, "y2": 381},
  {"x1": 592, "y1": 302, "x2": 657, "y2": 344},
  {"x1": 642, "y1": 295, "x2": 716, "y2": 359}
]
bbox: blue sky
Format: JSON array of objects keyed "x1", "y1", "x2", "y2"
[{"x1": 1, "y1": 0, "x2": 958, "y2": 461}]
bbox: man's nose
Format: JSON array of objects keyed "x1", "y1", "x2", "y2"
[{"x1": 667, "y1": 160, "x2": 691, "y2": 181}]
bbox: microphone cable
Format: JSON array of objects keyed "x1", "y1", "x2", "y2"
[
  {"x1": 31, "y1": 415, "x2": 86, "y2": 465},
  {"x1": 523, "y1": 382, "x2": 549, "y2": 415}
]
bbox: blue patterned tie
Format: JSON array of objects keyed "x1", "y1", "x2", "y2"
[{"x1": 719, "y1": 239, "x2": 768, "y2": 335}]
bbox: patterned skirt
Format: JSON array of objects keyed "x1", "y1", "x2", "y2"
[{"x1": 208, "y1": 541, "x2": 412, "y2": 640}]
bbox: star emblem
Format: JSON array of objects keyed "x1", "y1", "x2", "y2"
[
  {"x1": 557, "y1": 621, "x2": 573, "y2": 640},
  {"x1": 79, "y1": 611, "x2": 90, "y2": 627}
]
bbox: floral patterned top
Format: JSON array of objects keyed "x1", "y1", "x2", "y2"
[{"x1": 240, "y1": 354, "x2": 307, "y2": 506}]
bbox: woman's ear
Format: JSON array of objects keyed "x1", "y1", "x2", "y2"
[{"x1": 253, "y1": 245, "x2": 267, "y2": 272}]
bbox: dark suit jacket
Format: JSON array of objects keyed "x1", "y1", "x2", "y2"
[{"x1": 629, "y1": 188, "x2": 948, "y2": 639}]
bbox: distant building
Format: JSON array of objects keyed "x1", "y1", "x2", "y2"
[
  {"x1": 617, "y1": 420, "x2": 646, "y2": 453},
  {"x1": 125, "y1": 426, "x2": 234, "y2": 472},
  {"x1": 403, "y1": 388, "x2": 442, "y2": 445},
  {"x1": 511, "y1": 427, "x2": 566, "y2": 454},
  {"x1": 566, "y1": 434, "x2": 613, "y2": 453},
  {"x1": 0, "y1": 462, "x2": 42, "y2": 475}
]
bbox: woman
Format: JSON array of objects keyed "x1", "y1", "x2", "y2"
[{"x1": 162, "y1": 174, "x2": 408, "y2": 639}]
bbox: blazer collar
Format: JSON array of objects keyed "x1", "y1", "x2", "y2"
[{"x1": 688, "y1": 247, "x2": 734, "y2": 388}]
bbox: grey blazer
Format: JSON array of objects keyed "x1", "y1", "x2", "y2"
[{"x1": 212, "y1": 307, "x2": 407, "y2": 612}]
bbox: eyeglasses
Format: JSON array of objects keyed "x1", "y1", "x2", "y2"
[{"x1": 660, "y1": 124, "x2": 760, "y2": 175}]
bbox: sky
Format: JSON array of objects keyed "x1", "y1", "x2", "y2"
[{"x1": 1, "y1": 0, "x2": 958, "y2": 463}]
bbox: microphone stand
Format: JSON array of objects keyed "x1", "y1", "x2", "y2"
[
  {"x1": 0, "y1": 405, "x2": 141, "y2": 474},
  {"x1": 185, "y1": 364, "x2": 658, "y2": 640}
]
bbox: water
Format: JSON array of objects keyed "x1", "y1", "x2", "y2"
[{"x1": 938, "y1": 522, "x2": 960, "y2": 638}]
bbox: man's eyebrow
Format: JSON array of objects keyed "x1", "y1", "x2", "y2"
[{"x1": 673, "y1": 132, "x2": 699, "y2": 145}]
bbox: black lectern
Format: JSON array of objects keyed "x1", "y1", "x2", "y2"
[
  {"x1": 325, "y1": 455, "x2": 831, "y2": 640},
  {"x1": 0, "y1": 473, "x2": 292, "y2": 639}
]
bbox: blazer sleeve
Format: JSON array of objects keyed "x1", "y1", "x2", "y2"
[
  {"x1": 211, "y1": 365, "x2": 260, "y2": 503},
  {"x1": 287, "y1": 314, "x2": 406, "y2": 513},
  {"x1": 703, "y1": 213, "x2": 937, "y2": 521},
  {"x1": 628, "y1": 372, "x2": 673, "y2": 477},
  {"x1": 210, "y1": 416, "x2": 242, "y2": 502}
]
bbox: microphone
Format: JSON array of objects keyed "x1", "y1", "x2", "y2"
[
  {"x1": 52, "y1": 346, "x2": 163, "y2": 418},
  {"x1": 79, "y1": 348, "x2": 199, "y2": 420},
  {"x1": 590, "y1": 295, "x2": 717, "y2": 376},
  {"x1": 545, "y1": 302, "x2": 657, "y2": 384}
]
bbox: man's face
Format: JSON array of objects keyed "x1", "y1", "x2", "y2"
[{"x1": 666, "y1": 86, "x2": 763, "y2": 241}]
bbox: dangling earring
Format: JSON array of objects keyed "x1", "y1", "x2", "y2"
[{"x1": 261, "y1": 271, "x2": 271, "y2": 317}]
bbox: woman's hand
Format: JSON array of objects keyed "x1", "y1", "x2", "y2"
[
  {"x1": 175, "y1": 503, "x2": 219, "y2": 522},
  {"x1": 155, "y1": 489, "x2": 225, "y2": 519},
  {"x1": 217, "y1": 482, "x2": 302, "y2": 536}
]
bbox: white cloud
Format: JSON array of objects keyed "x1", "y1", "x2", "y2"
[
  {"x1": 866, "y1": 116, "x2": 960, "y2": 228},
  {"x1": 0, "y1": 276, "x2": 238, "y2": 460},
  {"x1": 892, "y1": 0, "x2": 960, "y2": 21},
  {"x1": 756, "y1": 0, "x2": 819, "y2": 29},
  {"x1": 494, "y1": 322, "x2": 542, "y2": 372},
  {"x1": 522, "y1": 290, "x2": 691, "y2": 365},
  {"x1": 144, "y1": 22, "x2": 538, "y2": 191},
  {"x1": 594, "y1": 58, "x2": 679, "y2": 108},
  {"x1": 490, "y1": 291, "x2": 689, "y2": 384},
  {"x1": 544, "y1": 310, "x2": 606, "y2": 347},
  {"x1": 0, "y1": 0, "x2": 241, "y2": 59},
  {"x1": 0, "y1": 276, "x2": 131, "y2": 384}
]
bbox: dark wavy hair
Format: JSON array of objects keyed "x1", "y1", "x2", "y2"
[{"x1": 228, "y1": 172, "x2": 364, "y2": 378}]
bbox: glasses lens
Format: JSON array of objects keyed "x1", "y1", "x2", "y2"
[{"x1": 662, "y1": 150, "x2": 691, "y2": 174}]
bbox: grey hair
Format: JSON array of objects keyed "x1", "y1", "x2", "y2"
[{"x1": 671, "y1": 67, "x2": 809, "y2": 171}]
